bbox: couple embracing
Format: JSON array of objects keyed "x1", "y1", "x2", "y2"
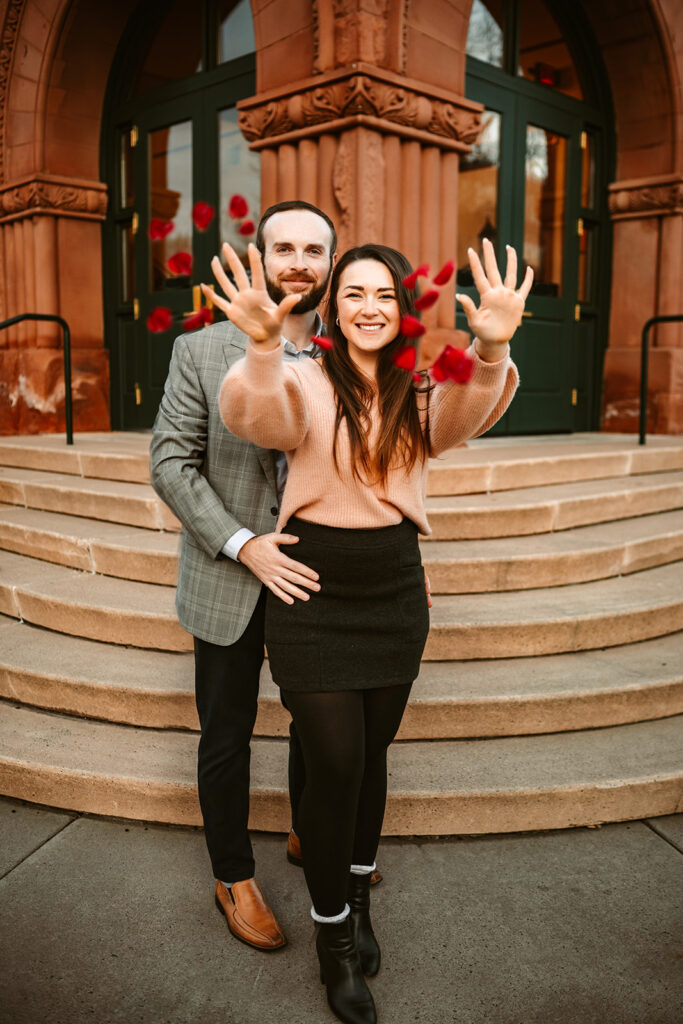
[{"x1": 150, "y1": 200, "x2": 530, "y2": 1024}]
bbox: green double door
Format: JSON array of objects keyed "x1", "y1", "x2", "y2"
[
  {"x1": 106, "y1": 63, "x2": 258, "y2": 430},
  {"x1": 457, "y1": 71, "x2": 608, "y2": 433}
]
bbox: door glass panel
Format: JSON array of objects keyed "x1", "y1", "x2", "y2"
[
  {"x1": 119, "y1": 129, "x2": 135, "y2": 210},
  {"x1": 219, "y1": 107, "x2": 261, "y2": 260},
  {"x1": 119, "y1": 223, "x2": 136, "y2": 304},
  {"x1": 133, "y1": 0, "x2": 202, "y2": 96},
  {"x1": 457, "y1": 110, "x2": 500, "y2": 286},
  {"x1": 524, "y1": 125, "x2": 566, "y2": 297},
  {"x1": 218, "y1": 0, "x2": 256, "y2": 64},
  {"x1": 578, "y1": 222, "x2": 594, "y2": 303},
  {"x1": 581, "y1": 130, "x2": 595, "y2": 208},
  {"x1": 519, "y1": 0, "x2": 584, "y2": 100},
  {"x1": 466, "y1": 0, "x2": 504, "y2": 68},
  {"x1": 149, "y1": 121, "x2": 193, "y2": 292}
]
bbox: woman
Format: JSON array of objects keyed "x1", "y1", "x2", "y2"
[{"x1": 205, "y1": 238, "x2": 531, "y2": 1024}]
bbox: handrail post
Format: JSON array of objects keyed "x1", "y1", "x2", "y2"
[
  {"x1": 0, "y1": 312, "x2": 74, "y2": 444},
  {"x1": 638, "y1": 313, "x2": 683, "y2": 446}
]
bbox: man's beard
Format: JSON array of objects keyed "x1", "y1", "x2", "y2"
[{"x1": 265, "y1": 270, "x2": 331, "y2": 314}]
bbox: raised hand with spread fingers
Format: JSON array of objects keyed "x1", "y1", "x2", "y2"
[
  {"x1": 201, "y1": 242, "x2": 300, "y2": 349},
  {"x1": 456, "y1": 238, "x2": 534, "y2": 362}
]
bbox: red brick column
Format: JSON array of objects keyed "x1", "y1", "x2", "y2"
[
  {"x1": 603, "y1": 175, "x2": 683, "y2": 434},
  {"x1": 238, "y1": 63, "x2": 480, "y2": 328}
]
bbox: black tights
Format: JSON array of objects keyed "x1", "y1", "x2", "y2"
[{"x1": 281, "y1": 683, "x2": 412, "y2": 917}]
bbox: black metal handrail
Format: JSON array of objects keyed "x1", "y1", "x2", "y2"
[
  {"x1": 0, "y1": 313, "x2": 73, "y2": 445},
  {"x1": 639, "y1": 314, "x2": 683, "y2": 445}
]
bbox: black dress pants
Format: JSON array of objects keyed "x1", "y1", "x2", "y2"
[{"x1": 194, "y1": 588, "x2": 304, "y2": 882}]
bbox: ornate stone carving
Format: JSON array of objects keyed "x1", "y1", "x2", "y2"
[
  {"x1": 609, "y1": 176, "x2": 683, "y2": 220},
  {"x1": 0, "y1": 176, "x2": 109, "y2": 223},
  {"x1": 0, "y1": 0, "x2": 27, "y2": 184},
  {"x1": 238, "y1": 69, "x2": 481, "y2": 153}
]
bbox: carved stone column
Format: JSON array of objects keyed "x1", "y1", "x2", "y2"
[
  {"x1": 0, "y1": 174, "x2": 110, "y2": 433},
  {"x1": 603, "y1": 174, "x2": 683, "y2": 433},
  {"x1": 238, "y1": 63, "x2": 481, "y2": 327}
]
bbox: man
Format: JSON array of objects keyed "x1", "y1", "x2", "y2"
[{"x1": 150, "y1": 201, "x2": 337, "y2": 951}]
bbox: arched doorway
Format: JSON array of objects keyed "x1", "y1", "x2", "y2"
[
  {"x1": 101, "y1": 0, "x2": 259, "y2": 429},
  {"x1": 457, "y1": 0, "x2": 615, "y2": 434}
]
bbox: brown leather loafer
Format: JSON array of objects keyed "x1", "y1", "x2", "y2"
[
  {"x1": 286, "y1": 831, "x2": 383, "y2": 886},
  {"x1": 215, "y1": 878, "x2": 287, "y2": 951}
]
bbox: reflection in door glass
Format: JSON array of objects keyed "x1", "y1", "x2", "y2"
[
  {"x1": 524, "y1": 126, "x2": 566, "y2": 297},
  {"x1": 119, "y1": 129, "x2": 135, "y2": 210},
  {"x1": 466, "y1": 0, "x2": 504, "y2": 68},
  {"x1": 133, "y1": 0, "x2": 202, "y2": 95},
  {"x1": 119, "y1": 223, "x2": 136, "y2": 304},
  {"x1": 149, "y1": 122, "x2": 193, "y2": 292},
  {"x1": 578, "y1": 222, "x2": 593, "y2": 303},
  {"x1": 218, "y1": 0, "x2": 256, "y2": 64},
  {"x1": 457, "y1": 110, "x2": 500, "y2": 286},
  {"x1": 581, "y1": 131, "x2": 595, "y2": 208},
  {"x1": 219, "y1": 108, "x2": 261, "y2": 261},
  {"x1": 519, "y1": 0, "x2": 584, "y2": 100}
]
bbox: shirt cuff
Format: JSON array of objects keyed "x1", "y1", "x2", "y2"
[{"x1": 222, "y1": 528, "x2": 256, "y2": 562}]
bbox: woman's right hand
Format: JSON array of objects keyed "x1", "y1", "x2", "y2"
[{"x1": 201, "y1": 242, "x2": 299, "y2": 347}]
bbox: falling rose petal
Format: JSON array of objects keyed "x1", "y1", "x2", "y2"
[
  {"x1": 432, "y1": 260, "x2": 455, "y2": 286},
  {"x1": 400, "y1": 315, "x2": 426, "y2": 338},
  {"x1": 312, "y1": 335, "x2": 333, "y2": 350},
  {"x1": 148, "y1": 219, "x2": 174, "y2": 240},
  {"x1": 431, "y1": 345, "x2": 474, "y2": 384},
  {"x1": 414, "y1": 288, "x2": 440, "y2": 311},
  {"x1": 167, "y1": 251, "x2": 193, "y2": 276},
  {"x1": 192, "y1": 201, "x2": 215, "y2": 231},
  {"x1": 146, "y1": 307, "x2": 174, "y2": 333},
  {"x1": 393, "y1": 345, "x2": 417, "y2": 371},
  {"x1": 237, "y1": 219, "x2": 256, "y2": 236},
  {"x1": 412, "y1": 372, "x2": 422, "y2": 382},
  {"x1": 228, "y1": 194, "x2": 249, "y2": 219},
  {"x1": 401, "y1": 264, "x2": 430, "y2": 290},
  {"x1": 183, "y1": 307, "x2": 214, "y2": 332}
]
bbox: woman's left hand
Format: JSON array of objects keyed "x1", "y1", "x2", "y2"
[{"x1": 456, "y1": 239, "x2": 533, "y2": 361}]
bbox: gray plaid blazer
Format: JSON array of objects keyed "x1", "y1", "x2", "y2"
[{"x1": 150, "y1": 320, "x2": 279, "y2": 645}]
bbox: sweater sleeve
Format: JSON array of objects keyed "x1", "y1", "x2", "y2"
[
  {"x1": 428, "y1": 344, "x2": 519, "y2": 456},
  {"x1": 219, "y1": 340, "x2": 310, "y2": 451}
]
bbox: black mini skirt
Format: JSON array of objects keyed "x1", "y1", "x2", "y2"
[{"x1": 265, "y1": 516, "x2": 430, "y2": 692}]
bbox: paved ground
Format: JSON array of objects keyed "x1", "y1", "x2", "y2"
[{"x1": 1, "y1": 798, "x2": 681, "y2": 1024}]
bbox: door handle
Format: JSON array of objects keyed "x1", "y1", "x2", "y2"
[{"x1": 522, "y1": 311, "x2": 533, "y2": 318}]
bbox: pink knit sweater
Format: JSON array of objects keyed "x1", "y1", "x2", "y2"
[{"x1": 219, "y1": 342, "x2": 518, "y2": 536}]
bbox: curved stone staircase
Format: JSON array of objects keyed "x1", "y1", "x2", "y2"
[{"x1": 0, "y1": 432, "x2": 682, "y2": 834}]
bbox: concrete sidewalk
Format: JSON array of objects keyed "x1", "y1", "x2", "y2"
[{"x1": 1, "y1": 797, "x2": 681, "y2": 1024}]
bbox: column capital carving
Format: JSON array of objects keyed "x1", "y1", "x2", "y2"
[
  {"x1": 0, "y1": 0, "x2": 27, "y2": 184},
  {"x1": 608, "y1": 174, "x2": 683, "y2": 220},
  {"x1": 0, "y1": 174, "x2": 108, "y2": 224},
  {"x1": 237, "y1": 63, "x2": 482, "y2": 153}
]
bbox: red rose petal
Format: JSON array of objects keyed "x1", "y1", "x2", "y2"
[
  {"x1": 393, "y1": 345, "x2": 417, "y2": 371},
  {"x1": 237, "y1": 219, "x2": 255, "y2": 236},
  {"x1": 430, "y1": 345, "x2": 474, "y2": 384},
  {"x1": 401, "y1": 264, "x2": 431, "y2": 290},
  {"x1": 432, "y1": 260, "x2": 455, "y2": 286},
  {"x1": 414, "y1": 288, "x2": 440, "y2": 311},
  {"x1": 146, "y1": 307, "x2": 174, "y2": 333},
  {"x1": 228, "y1": 194, "x2": 249, "y2": 219},
  {"x1": 192, "y1": 201, "x2": 215, "y2": 232},
  {"x1": 400, "y1": 315, "x2": 426, "y2": 338},
  {"x1": 167, "y1": 251, "x2": 193, "y2": 276},
  {"x1": 183, "y1": 307, "x2": 214, "y2": 332},
  {"x1": 148, "y1": 219, "x2": 174, "y2": 240},
  {"x1": 412, "y1": 372, "x2": 422, "y2": 382},
  {"x1": 312, "y1": 335, "x2": 333, "y2": 350}
]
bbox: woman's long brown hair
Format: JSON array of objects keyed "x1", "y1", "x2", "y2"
[{"x1": 322, "y1": 244, "x2": 430, "y2": 485}]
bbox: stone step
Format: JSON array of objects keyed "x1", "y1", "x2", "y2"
[
  {"x1": 0, "y1": 507, "x2": 179, "y2": 584},
  {"x1": 1, "y1": 615, "x2": 681, "y2": 738},
  {"x1": 2, "y1": 549, "x2": 682, "y2": 658},
  {"x1": 2, "y1": 433, "x2": 682, "y2": 495},
  {"x1": 0, "y1": 701, "x2": 680, "y2": 833},
  {"x1": 0, "y1": 466, "x2": 180, "y2": 532},
  {"x1": 2, "y1": 505, "x2": 682, "y2": 593},
  {"x1": 425, "y1": 471, "x2": 683, "y2": 539},
  {"x1": 427, "y1": 437, "x2": 683, "y2": 495}
]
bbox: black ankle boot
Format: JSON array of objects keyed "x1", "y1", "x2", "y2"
[
  {"x1": 347, "y1": 873, "x2": 381, "y2": 977},
  {"x1": 316, "y1": 918, "x2": 377, "y2": 1024}
]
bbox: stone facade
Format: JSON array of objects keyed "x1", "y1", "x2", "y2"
[{"x1": 0, "y1": 0, "x2": 681, "y2": 434}]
